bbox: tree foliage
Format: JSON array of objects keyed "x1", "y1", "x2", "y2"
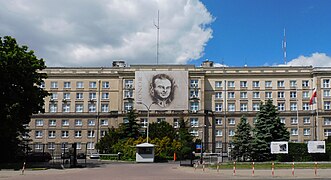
[
  {"x1": 117, "y1": 109, "x2": 141, "y2": 140},
  {"x1": 95, "y1": 127, "x2": 119, "y2": 153},
  {"x1": 251, "y1": 99, "x2": 290, "y2": 161},
  {"x1": 231, "y1": 116, "x2": 253, "y2": 161},
  {"x1": 0, "y1": 36, "x2": 48, "y2": 162},
  {"x1": 149, "y1": 121, "x2": 176, "y2": 140},
  {"x1": 176, "y1": 117, "x2": 194, "y2": 159}
]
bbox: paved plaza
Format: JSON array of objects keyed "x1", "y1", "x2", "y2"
[{"x1": 1, "y1": 163, "x2": 331, "y2": 180}]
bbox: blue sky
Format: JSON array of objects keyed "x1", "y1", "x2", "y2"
[
  {"x1": 1, "y1": 0, "x2": 330, "y2": 67},
  {"x1": 196, "y1": 0, "x2": 331, "y2": 67}
]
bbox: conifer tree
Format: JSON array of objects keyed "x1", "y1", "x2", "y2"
[{"x1": 231, "y1": 116, "x2": 252, "y2": 161}]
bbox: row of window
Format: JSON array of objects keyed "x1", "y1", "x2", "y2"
[
  {"x1": 34, "y1": 142, "x2": 95, "y2": 150},
  {"x1": 49, "y1": 103, "x2": 110, "y2": 113},
  {"x1": 34, "y1": 130, "x2": 107, "y2": 139},
  {"x1": 35, "y1": 119, "x2": 109, "y2": 127},
  {"x1": 50, "y1": 90, "x2": 134, "y2": 100},
  {"x1": 214, "y1": 80, "x2": 311, "y2": 88}
]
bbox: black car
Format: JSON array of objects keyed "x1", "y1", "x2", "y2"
[{"x1": 26, "y1": 152, "x2": 52, "y2": 162}]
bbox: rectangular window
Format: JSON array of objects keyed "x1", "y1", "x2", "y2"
[
  {"x1": 303, "y1": 117, "x2": 310, "y2": 124},
  {"x1": 215, "y1": 92, "x2": 222, "y2": 99},
  {"x1": 76, "y1": 81, "x2": 84, "y2": 88},
  {"x1": 63, "y1": 93, "x2": 70, "y2": 100},
  {"x1": 216, "y1": 141, "x2": 222, "y2": 148},
  {"x1": 102, "y1": 81, "x2": 110, "y2": 88},
  {"x1": 76, "y1": 93, "x2": 83, "y2": 100},
  {"x1": 89, "y1": 92, "x2": 96, "y2": 100},
  {"x1": 278, "y1": 92, "x2": 285, "y2": 98},
  {"x1": 190, "y1": 130, "x2": 199, "y2": 137},
  {"x1": 290, "y1": 91, "x2": 297, "y2": 98},
  {"x1": 48, "y1": 131, "x2": 56, "y2": 138},
  {"x1": 228, "y1": 103, "x2": 235, "y2": 111},
  {"x1": 48, "y1": 142, "x2": 55, "y2": 150},
  {"x1": 173, "y1": 118, "x2": 179, "y2": 128},
  {"x1": 190, "y1": 79, "x2": 199, "y2": 88},
  {"x1": 253, "y1": 103, "x2": 260, "y2": 111},
  {"x1": 124, "y1": 102, "x2": 133, "y2": 111},
  {"x1": 190, "y1": 90, "x2": 199, "y2": 98},
  {"x1": 302, "y1": 91, "x2": 310, "y2": 98},
  {"x1": 49, "y1": 103, "x2": 57, "y2": 113},
  {"x1": 324, "y1": 90, "x2": 331, "y2": 97},
  {"x1": 215, "y1": 81, "x2": 222, "y2": 88},
  {"x1": 324, "y1": 101, "x2": 331, "y2": 110},
  {"x1": 304, "y1": 129, "x2": 311, "y2": 136},
  {"x1": 324, "y1": 118, "x2": 331, "y2": 125},
  {"x1": 62, "y1": 120, "x2": 69, "y2": 126},
  {"x1": 228, "y1": 118, "x2": 235, "y2": 125},
  {"x1": 124, "y1": 90, "x2": 133, "y2": 98},
  {"x1": 280, "y1": 118, "x2": 286, "y2": 124},
  {"x1": 76, "y1": 142, "x2": 82, "y2": 149},
  {"x1": 75, "y1": 131, "x2": 82, "y2": 138},
  {"x1": 88, "y1": 130, "x2": 95, "y2": 138},
  {"x1": 50, "y1": 93, "x2": 58, "y2": 100},
  {"x1": 228, "y1": 92, "x2": 235, "y2": 99},
  {"x1": 253, "y1": 81, "x2": 260, "y2": 88},
  {"x1": 228, "y1": 81, "x2": 235, "y2": 88},
  {"x1": 102, "y1": 92, "x2": 109, "y2": 99},
  {"x1": 303, "y1": 103, "x2": 310, "y2": 111},
  {"x1": 302, "y1": 80, "x2": 309, "y2": 87},
  {"x1": 253, "y1": 92, "x2": 260, "y2": 98},
  {"x1": 61, "y1": 131, "x2": 69, "y2": 138},
  {"x1": 50, "y1": 81, "x2": 58, "y2": 88},
  {"x1": 290, "y1": 103, "x2": 297, "y2": 111},
  {"x1": 124, "y1": 80, "x2": 134, "y2": 89},
  {"x1": 75, "y1": 119, "x2": 82, "y2": 126},
  {"x1": 215, "y1": 103, "x2": 222, "y2": 112},
  {"x1": 215, "y1": 118, "x2": 222, "y2": 125},
  {"x1": 190, "y1": 118, "x2": 199, "y2": 127},
  {"x1": 265, "y1": 92, "x2": 272, "y2": 99},
  {"x1": 101, "y1": 119, "x2": 108, "y2": 126},
  {"x1": 64, "y1": 82, "x2": 71, "y2": 89},
  {"x1": 101, "y1": 104, "x2": 109, "y2": 112},
  {"x1": 216, "y1": 130, "x2": 222, "y2": 136},
  {"x1": 229, "y1": 129, "x2": 235, "y2": 136},
  {"x1": 323, "y1": 79, "x2": 330, "y2": 88},
  {"x1": 240, "y1": 81, "x2": 247, "y2": 88},
  {"x1": 157, "y1": 118, "x2": 165, "y2": 123},
  {"x1": 277, "y1": 81, "x2": 284, "y2": 87},
  {"x1": 35, "y1": 119, "x2": 44, "y2": 126},
  {"x1": 87, "y1": 142, "x2": 94, "y2": 150},
  {"x1": 265, "y1": 81, "x2": 272, "y2": 88},
  {"x1": 190, "y1": 102, "x2": 199, "y2": 111},
  {"x1": 278, "y1": 103, "x2": 285, "y2": 111},
  {"x1": 75, "y1": 104, "x2": 83, "y2": 112},
  {"x1": 240, "y1": 92, "x2": 247, "y2": 98},
  {"x1": 49, "y1": 119, "x2": 56, "y2": 126},
  {"x1": 62, "y1": 103, "x2": 70, "y2": 112},
  {"x1": 88, "y1": 103, "x2": 96, "y2": 112},
  {"x1": 291, "y1": 128, "x2": 298, "y2": 135},
  {"x1": 324, "y1": 129, "x2": 331, "y2": 137},
  {"x1": 140, "y1": 118, "x2": 148, "y2": 128},
  {"x1": 88, "y1": 119, "x2": 95, "y2": 126},
  {"x1": 291, "y1": 118, "x2": 298, "y2": 124},
  {"x1": 100, "y1": 131, "x2": 106, "y2": 137},
  {"x1": 290, "y1": 80, "x2": 297, "y2": 88},
  {"x1": 89, "y1": 81, "x2": 97, "y2": 88},
  {"x1": 35, "y1": 131, "x2": 43, "y2": 138},
  {"x1": 240, "y1": 103, "x2": 248, "y2": 111}
]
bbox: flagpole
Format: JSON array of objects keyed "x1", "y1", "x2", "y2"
[{"x1": 296, "y1": 84, "x2": 300, "y2": 142}]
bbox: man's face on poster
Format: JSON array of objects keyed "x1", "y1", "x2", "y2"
[{"x1": 154, "y1": 78, "x2": 171, "y2": 99}]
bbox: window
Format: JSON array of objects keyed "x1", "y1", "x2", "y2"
[
  {"x1": 89, "y1": 81, "x2": 97, "y2": 88},
  {"x1": 190, "y1": 118, "x2": 199, "y2": 127},
  {"x1": 215, "y1": 81, "x2": 222, "y2": 88},
  {"x1": 290, "y1": 103, "x2": 297, "y2": 111},
  {"x1": 49, "y1": 120, "x2": 56, "y2": 126},
  {"x1": 228, "y1": 92, "x2": 235, "y2": 99},
  {"x1": 278, "y1": 103, "x2": 285, "y2": 111},
  {"x1": 76, "y1": 81, "x2": 84, "y2": 88},
  {"x1": 290, "y1": 91, "x2": 297, "y2": 98},
  {"x1": 123, "y1": 118, "x2": 129, "y2": 124},
  {"x1": 76, "y1": 93, "x2": 83, "y2": 100},
  {"x1": 278, "y1": 92, "x2": 285, "y2": 98},
  {"x1": 50, "y1": 81, "x2": 58, "y2": 88},
  {"x1": 61, "y1": 142, "x2": 68, "y2": 149},
  {"x1": 303, "y1": 117, "x2": 310, "y2": 124},
  {"x1": 101, "y1": 119, "x2": 108, "y2": 126},
  {"x1": 301, "y1": 103, "x2": 309, "y2": 111},
  {"x1": 190, "y1": 102, "x2": 199, "y2": 111},
  {"x1": 100, "y1": 131, "x2": 106, "y2": 137},
  {"x1": 277, "y1": 81, "x2": 284, "y2": 87},
  {"x1": 324, "y1": 118, "x2": 331, "y2": 125},
  {"x1": 302, "y1": 80, "x2": 309, "y2": 87},
  {"x1": 323, "y1": 79, "x2": 330, "y2": 88},
  {"x1": 280, "y1": 118, "x2": 286, "y2": 124},
  {"x1": 125, "y1": 80, "x2": 133, "y2": 88},
  {"x1": 324, "y1": 90, "x2": 331, "y2": 97},
  {"x1": 75, "y1": 104, "x2": 83, "y2": 112},
  {"x1": 88, "y1": 103, "x2": 96, "y2": 112},
  {"x1": 291, "y1": 128, "x2": 298, "y2": 135},
  {"x1": 88, "y1": 130, "x2": 95, "y2": 138},
  {"x1": 89, "y1": 92, "x2": 96, "y2": 100},
  {"x1": 291, "y1": 118, "x2": 298, "y2": 124},
  {"x1": 61, "y1": 131, "x2": 69, "y2": 138},
  {"x1": 240, "y1": 103, "x2": 248, "y2": 111},
  {"x1": 216, "y1": 141, "x2": 222, "y2": 148},
  {"x1": 75, "y1": 119, "x2": 82, "y2": 126},
  {"x1": 190, "y1": 90, "x2": 199, "y2": 98},
  {"x1": 215, "y1": 92, "x2": 222, "y2": 99},
  {"x1": 76, "y1": 142, "x2": 82, "y2": 149},
  {"x1": 173, "y1": 118, "x2": 179, "y2": 128},
  {"x1": 240, "y1": 81, "x2": 247, "y2": 88},
  {"x1": 190, "y1": 79, "x2": 199, "y2": 88},
  {"x1": 124, "y1": 102, "x2": 133, "y2": 111},
  {"x1": 35, "y1": 119, "x2": 44, "y2": 126},
  {"x1": 290, "y1": 80, "x2": 297, "y2": 88},
  {"x1": 215, "y1": 103, "x2": 222, "y2": 112},
  {"x1": 228, "y1": 81, "x2": 235, "y2": 88},
  {"x1": 324, "y1": 129, "x2": 331, "y2": 137},
  {"x1": 48, "y1": 131, "x2": 56, "y2": 138},
  {"x1": 140, "y1": 118, "x2": 148, "y2": 128},
  {"x1": 124, "y1": 90, "x2": 133, "y2": 98},
  {"x1": 216, "y1": 130, "x2": 222, "y2": 136},
  {"x1": 62, "y1": 120, "x2": 69, "y2": 126},
  {"x1": 190, "y1": 129, "x2": 199, "y2": 137},
  {"x1": 228, "y1": 118, "x2": 235, "y2": 125},
  {"x1": 102, "y1": 81, "x2": 110, "y2": 88},
  {"x1": 302, "y1": 91, "x2": 309, "y2": 98},
  {"x1": 216, "y1": 118, "x2": 222, "y2": 125},
  {"x1": 253, "y1": 103, "x2": 260, "y2": 111},
  {"x1": 64, "y1": 82, "x2": 71, "y2": 89},
  {"x1": 265, "y1": 92, "x2": 272, "y2": 99},
  {"x1": 87, "y1": 142, "x2": 95, "y2": 150},
  {"x1": 75, "y1": 131, "x2": 82, "y2": 138},
  {"x1": 240, "y1": 92, "x2": 247, "y2": 98},
  {"x1": 324, "y1": 101, "x2": 331, "y2": 110},
  {"x1": 265, "y1": 81, "x2": 272, "y2": 88},
  {"x1": 253, "y1": 81, "x2": 260, "y2": 88},
  {"x1": 62, "y1": 103, "x2": 70, "y2": 112},
  {"x1": 229, "y1": 129, "x2": 235, "y2": 136},
  {"x1": 35, "y1": 143, "x2": 42, "y2": 150},
  {"x1": 101, "y1": 104, "x2": 109, "y2": 112},
  {"x1": 253, "y1": 92, "x2": 260, "y2": 98},
  {"x1": 63, "y1": 93, "x2": 70, "y2": 100},
  {"x1": 102, "y1": 92, "x2": 109, "y2": 99},
  {"x1": 157, "y1": 118, "x2": 165, "y2": 123},
  {"x1": 48, "y1": 142, "x2": 55, "y2": 150},
  {"x1": 50, "y1": 93, "x2": 58, "y2": 100},
  {"x1": 35, "y1": 131, "x2": 43, "y2": 138},
  {"x1": 88, "y1": 119, "x2": 95, "y2": 126},
  {"x1": 228, "y1": 103, "x2": 235, "y2": 112},
  {"x1": 304, "y1": 129, "x2": 311, "y2": 136},
  {"x1": 40, "y1": 82, "x2": 45, "y2": 88},
  {"x1": 49, "y1": 103, "x2": 58, "y2": 113}
]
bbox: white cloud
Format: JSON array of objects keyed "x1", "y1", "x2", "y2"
[
  {"x1": 286, "y1": 53, "x2": 331, "y2": 67},
  {"x1": 0, "y1": 0, "x2": 213, "y2": 67}
]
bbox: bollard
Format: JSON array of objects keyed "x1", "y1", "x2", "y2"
[
  {"x1": 202, "y1": 161, "x2": 205, "y2": 171},
  {"x1": 217, "y1": 163, "x2": 220, "y2": 172},
  {"x1": 271, "y1": 162, "x2": 275, "y2": 176},
  {"x1": 233, "y1": 161, "x2": 236, "y2": 176},
  {"x1": 21, "y1": 162, "x2": 26, "y2": 175},
  {"x1": 314, "y1": 162, "x2": 317, "y2": 176},
  {"x1": 252, "y1": 161, "x2": 255, "y2": 176},
  {"x1": 292, "y1": 161, "x2": 295, "y2": 176}
]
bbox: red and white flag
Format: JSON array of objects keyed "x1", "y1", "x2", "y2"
[{"x1": 309, "y1": 88, "x2": 317, "y2": 105}]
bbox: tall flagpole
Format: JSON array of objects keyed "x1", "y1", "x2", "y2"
[
  {"x1": 296, "y1": 83, "x2": 300, "y2": 142},
  {"x1": 282, "y1": 28, "x2": 287, "y2": 65}
]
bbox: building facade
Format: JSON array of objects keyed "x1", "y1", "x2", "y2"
[{"x1": 28, "y1": 61, "x2": 331, "y2": 155}]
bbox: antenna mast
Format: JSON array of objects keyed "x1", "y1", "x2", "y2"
[
  {"x1": 154, "y1": 10, "x2": 160, "y2": 65},
  {"x1": 282, "y1": 28, "x2": 287, "y2": 65}
]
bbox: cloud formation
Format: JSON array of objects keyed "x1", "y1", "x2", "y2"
[
  {"x1": 286, "y1": 53, "x2": 331, "y2": 67},
  {"x1": 0, "y1": 0, "x2": 213, "y2": 67}
]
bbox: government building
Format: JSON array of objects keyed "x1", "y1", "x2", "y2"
[{"x1": 28, "y1": 60, "x2": 331, "y2": 156}]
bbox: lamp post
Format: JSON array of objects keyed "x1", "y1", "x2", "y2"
[
  {"x1": 137, "y1": 102, "x2": 156, "y2": 143},
  {"x1": 199, "y1": 130, "x2": 204, "y2": 164}
]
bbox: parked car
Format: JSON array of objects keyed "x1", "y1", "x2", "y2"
[
  {"x1": 90, "y1": 153, "x2": 100, "y2": 159},
  {"x1": 77, "y1": 153, "x2": 86, "y2": 159},
  {"x1": 26, "y1": 152, "x2": 52, "y2": 162}
]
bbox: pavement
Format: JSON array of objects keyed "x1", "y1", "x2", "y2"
[{"x1": 1, "y1": 162, "x2": 331, "y2": 180}]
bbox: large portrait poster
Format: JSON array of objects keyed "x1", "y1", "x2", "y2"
[
  {"x1": 135, "y1": 71, "x2": 188, "y2": 110},
  {"x1": 308, "y1": 141, "x2": 325, "y2": 153},
  {"x1": 270, "y1": 142, "x2": 288, "y2": 154}
]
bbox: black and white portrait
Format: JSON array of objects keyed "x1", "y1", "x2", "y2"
[{"x1": 135, "y1": 71, "x2": 188, "y2": 110}]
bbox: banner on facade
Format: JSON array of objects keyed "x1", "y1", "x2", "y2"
[
  {"x1": 308, "y1": 141, "x2": 325, "y2": 153},
  {"x1": 135, "y1": 71, "x2": 188, "y2": 110},
  {"x1": 270, "y1": 141, "x2": 288, "y2": 154}
]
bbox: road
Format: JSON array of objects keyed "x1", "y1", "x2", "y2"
[{"x1": 1, "y1": 162, "x2": 331, "y2": 180}]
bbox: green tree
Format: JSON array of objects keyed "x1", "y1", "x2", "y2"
[
  {"x1": 118, "y1": 109, "x2": 141, "y2": 140},
  {"x1": 148, "y1": 121, "x2": 176, "y2": 140},
  {"x1": 0, "y1": 36, "x2": 48, "y2": 162},
  {"x1": 251, "y1": 99, "x2": 290, "y2": 161},
  {"x1": 231, "y1": 116, "x2": 253, "y2": 161},
  {"x1": 176, "y1": 117, "x2": 194, "y2": 159},
  {"x1": 96, "y1": 127, "x2": 120, "y2": 153}
]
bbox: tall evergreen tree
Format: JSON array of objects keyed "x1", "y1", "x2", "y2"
[
  {"x1": 149, "y1": 121, "x2": 176, "y2": 140},
  {"x1": 231, "y1": 116, "x2": 252, "y2": 161},
  {"x1": 176, "y1": 117, "x2": 194, "y2": 159},
  {"x1": 252, "y1": 99, "x2": 290, "y2": 161},
  {"x1": 118, "y1": 109, "x2": 141, "y2": 140},
  {"x1": 96, "y1": 127, "x2": 120, "y2": 153}
]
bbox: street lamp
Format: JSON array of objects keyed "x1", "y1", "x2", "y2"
[{"x1": 137, "y1": 102, "x2": 156, "y2": 143}]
